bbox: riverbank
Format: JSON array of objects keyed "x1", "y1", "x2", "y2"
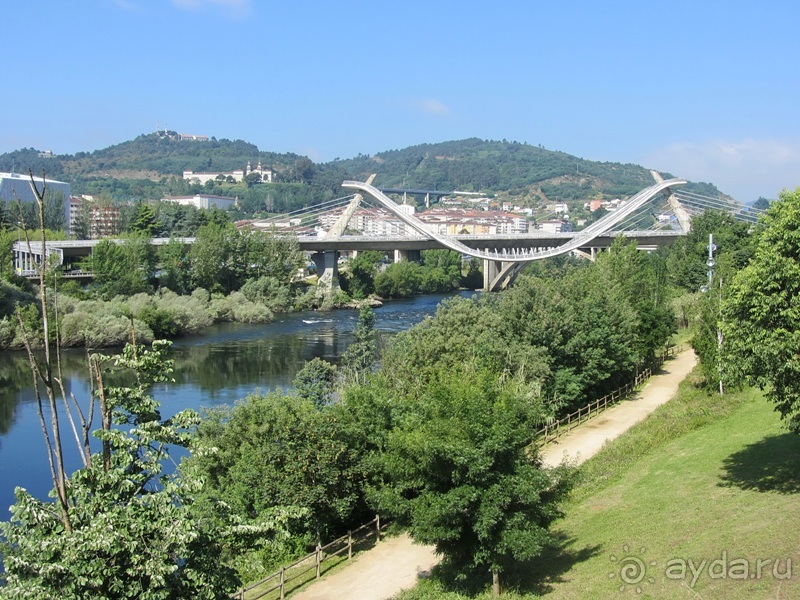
[
  {"x1": 0, "y1": 292, "x2": 472, "y2": 513},
  {"x1": 0, "y1": 280, "x2": 391, "y2": 351}
]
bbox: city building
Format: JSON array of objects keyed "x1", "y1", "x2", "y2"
[
  {"x1": 537, "y1": 219, "x2": 573, "y2": 233},
  {"x1": 162, "y1": 193, "x2": 237, "y2": 210},
  {"x1": 0, "y1": 171, "x2": 71, "y2": 231},
  {"x1": 417, "y1": 208, "x2": 530, "y2": 235},
  {"x1": 69, "y1": 196, "x2": 123, "y2": 239}
]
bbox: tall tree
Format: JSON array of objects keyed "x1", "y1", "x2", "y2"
[
  {"x1": 722, "y1": 187, "x2": 800, "y2": 432},
  {"x1": 340, "y1": 306, "x2": 378, "y2": 386},
  {"x1": 372, "y1": 369, "x2": 573, "y2": 595}
]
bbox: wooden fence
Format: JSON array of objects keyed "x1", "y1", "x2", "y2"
[
  {"x1": 536, "y1": 347, "x2": 677, "y2": 444},
  {"x1": 232, "y1": 515, "x2": 386, "y2": 600}
]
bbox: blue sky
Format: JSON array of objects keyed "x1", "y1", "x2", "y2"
[{"x1": 3, "y1": 0, "x2": 799, "y2": 202}]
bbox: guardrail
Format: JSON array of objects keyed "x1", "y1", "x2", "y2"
[
  {"x1": 232, "y1": 515, "x2": 386, "y2": 600},
  {"x1": 536, "y1": 347, "x2": 679, "y2": 445}
]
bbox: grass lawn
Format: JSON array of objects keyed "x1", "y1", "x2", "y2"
[{"x1": 395, "y1": 373, "x2": 800, "y2": 599}]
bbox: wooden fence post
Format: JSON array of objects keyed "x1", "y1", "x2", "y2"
[
  {"x1": 348, "y1": 530, "x2": 353, "y2": 559},
  {"x1": 315, "y1": 544, "x2": 321, "y2": 579},
  {"x1": 376, "y1": 514, "x2": 381, "y2": 541},
  {"x1": 280, "y1": 567, "x2": 285, "y2": 600}
]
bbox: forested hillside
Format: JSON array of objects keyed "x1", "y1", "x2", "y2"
[{"x1": 0, "y1": 134, "x2": 726, "y2": 214}]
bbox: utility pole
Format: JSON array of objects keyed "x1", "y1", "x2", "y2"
[{"x1": 701, "y1": 234, "x2": 724, "y2": 394}]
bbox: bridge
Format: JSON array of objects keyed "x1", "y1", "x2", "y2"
[{"x1": 12, "y1": 173, "x2": 764, "y2": 292}]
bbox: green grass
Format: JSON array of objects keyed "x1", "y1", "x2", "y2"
[{"x1": 394, "y1": 372, "x2": 800, "y2": 599}]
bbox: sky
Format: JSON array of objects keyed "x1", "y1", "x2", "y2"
[{"x1": 2, "y1": 1, "x2": 799, "y2": 202}]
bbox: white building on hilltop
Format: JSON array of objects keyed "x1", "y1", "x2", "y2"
[{"x1": 183, "y1": 160, "x2": 273, "y2": 185}]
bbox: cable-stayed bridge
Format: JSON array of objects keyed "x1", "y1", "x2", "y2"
[
  {"x1": 248, "y1": 174, "x2": 764, "y2": 290},
  {"x1": 12, "y1": 174, "x2": 766, "y2": 292}
]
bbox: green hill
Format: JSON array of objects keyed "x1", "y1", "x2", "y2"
[{"x1": 0, "y1": 134, "x2": 727, "y2": 215}]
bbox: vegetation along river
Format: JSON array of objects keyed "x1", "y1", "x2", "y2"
[{"x1": 0, "y1": 292, "x2": 474, "y2": 515}]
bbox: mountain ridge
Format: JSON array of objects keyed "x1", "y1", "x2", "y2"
[{"x1": 0, "y1": 134, "x2": 728, "y2": 212}]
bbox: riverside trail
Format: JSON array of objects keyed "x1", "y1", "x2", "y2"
[{"x1": 292, "y1": 349, "x2": 698, "y2": 600}]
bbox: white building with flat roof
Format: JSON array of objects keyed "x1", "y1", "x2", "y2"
[
  {"x1": 0, "y1": 171, "x2": 71, "y2": 231},
  {"x1": 162, "y1": 194, "x2": 237, "y2": 210}
]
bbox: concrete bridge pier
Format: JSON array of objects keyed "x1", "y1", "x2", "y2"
[
  {"x1": 394, "y1": 249, "x2": 421, "y2": 263},
  {"x1": 483, "y1": 259, "x2": 526, "y2": 292},
  {"x1": 312, "y1": 250, "x2": 340, "y2": 291}
]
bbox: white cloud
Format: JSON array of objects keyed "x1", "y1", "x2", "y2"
[
  {"x1": 171, "y1": 0, "x2": 253, "y2": 18},
  {"x1": 409, "y1": 99, "x2": 451, "y2": 117},
  {"x1": 645, "y1": 138, "x2": 800, "y2": 202}
]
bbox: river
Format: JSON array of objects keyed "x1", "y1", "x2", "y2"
[{"x1": 0, "y1": 292, "x2": 475, "y2": 515}]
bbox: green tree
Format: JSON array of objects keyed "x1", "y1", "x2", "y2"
[
  {"x1": 666, "y1": 210, "x2": 752, "y2": 291},
  {"x1": 189, "y1": 222, "x2": 231, "y2": 293},
  {"x1": 374, "y1": 261, "x2": 422, "y2": 298},
  {"x1": 722, "y1": 187, "x2": 800, "y2": 432},
  {"x1": 594, "y1": 237, "x2": 676, "y2": 361},
  {"x1": 157, "y1": 237, "x2": 191, "y2": 294},
  {"x1": 294, "y1": 357, "x2": 338, "y2": 408},
  {"x1": 1, "y1": 189, "x2": 249, "y2": 596},
  {"x1": 461, "y1": 257, "x2": 484, "y2": 289},
  {"x1": 341, "y1": 251, "x2": 383, "y2": 299},
  {"x1": 421, "y1": 249, "x2": 462, "y2": 288},
  {"x1": 340, "y1": 306, "x2": 377, "y2": 386},
  {"x1": 189, "y1": 391, "x2": 360, "y2": 547},
  {"x1": 88, "y1": 233, "x2": 156, "y2": 298},
  {"x1": 131, "y1": 203, "x2": 158, "y2": 236},
  {"x1": 71, "y1": 198, "x2": 92, "y2": 239},
  {"x1": 372, "y1": 369, "x2": 574, "y2": 595},
  {"x1": 0, "y1": 341, "x2": 253, "y2": 598}
]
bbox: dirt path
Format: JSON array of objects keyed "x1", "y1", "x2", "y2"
[
  {"x1": 540, "y1": 348, "x2": 698, "y2": 468},
  {"x1": 293, "y1": 349, "x2": 697, "y2": 600},
  {"x1": 291, "y1": 532, "x2": 438, "y2": 600}
]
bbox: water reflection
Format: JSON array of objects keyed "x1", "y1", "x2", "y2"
[{"x1": 0, "y1": 292, "x2": 473, "y2": 511}]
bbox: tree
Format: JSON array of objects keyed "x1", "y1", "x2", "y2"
[
  {"x1": 374, "y1": 261, "x2": 422, "y2": 298},
  {"x1": 157, "y1": 237, "x2": 191, "y2": 294},
  {"x1": 462, "y1": 257, "x2": 484, "y2": 289},
  {"x1": 372, "y1": 369, "x2": 574, "y2": 595},
  {"x1": 293, "y1": 157, "x2": 316, "y2": 183},
  {"x1": 1, "y1": 180, "x2": 251, "y2": 597},
  {"x1": 293, "y1": 357, "x2": 337, "y2": 408},
  {"x1": 189, "y1": 391, "x2": 360, "y2": 547},
  {"x1": 189, "y1": 222, "x2": 230, "y2": 293},
  {"x1": 722, "y1": 187, "x2": 800, "y2": 432},
  {"x1": 71, "y1": 198, "x2": 92, "y2": 239},
  {"x1": 131, "y1": 203, "x2": 158, "y2": 236},
  {"x1": 341, "y1": 251, "x2": 383, "y2": 299},
  {"x1": 752, "y1": 196, "x2": 771, "y2": 211},
  {"x1": 88, "y1": 233, "x2": 156, "y2": 298},
  {"x1": 666, "y1": 210, "x2": 752, "y2": 291},
  {"x1": 0, "y1": 341, "x2": 254, "y2": 598},
  {"x1": 340, "y1": 306, "x2": 377, "y2": 386},
  {"x1": 421, "y1": 249, "x2": 462, "y2": 288}
]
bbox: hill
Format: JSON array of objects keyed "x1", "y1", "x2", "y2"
[{"x1": 0, "y1": 134, "x2": 727, "y2": 215}]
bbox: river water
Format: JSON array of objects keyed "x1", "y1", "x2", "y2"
[{"x1": 0, "y1": 292, "x2": 474, "y2": 515}]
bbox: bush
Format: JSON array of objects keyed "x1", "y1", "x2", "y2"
[
  {"x1": 240, "y1": 276, "x2": 293, "y2": 313},
  {"x1": 210, "y1": 292, "x2": 273, "y2": 323},
  {"x1": 60, "y1": 310, "x2": 154, "y2": 348},
  {"x1": 0, "y1": 280, "x2": 36, "y2": 319}
]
